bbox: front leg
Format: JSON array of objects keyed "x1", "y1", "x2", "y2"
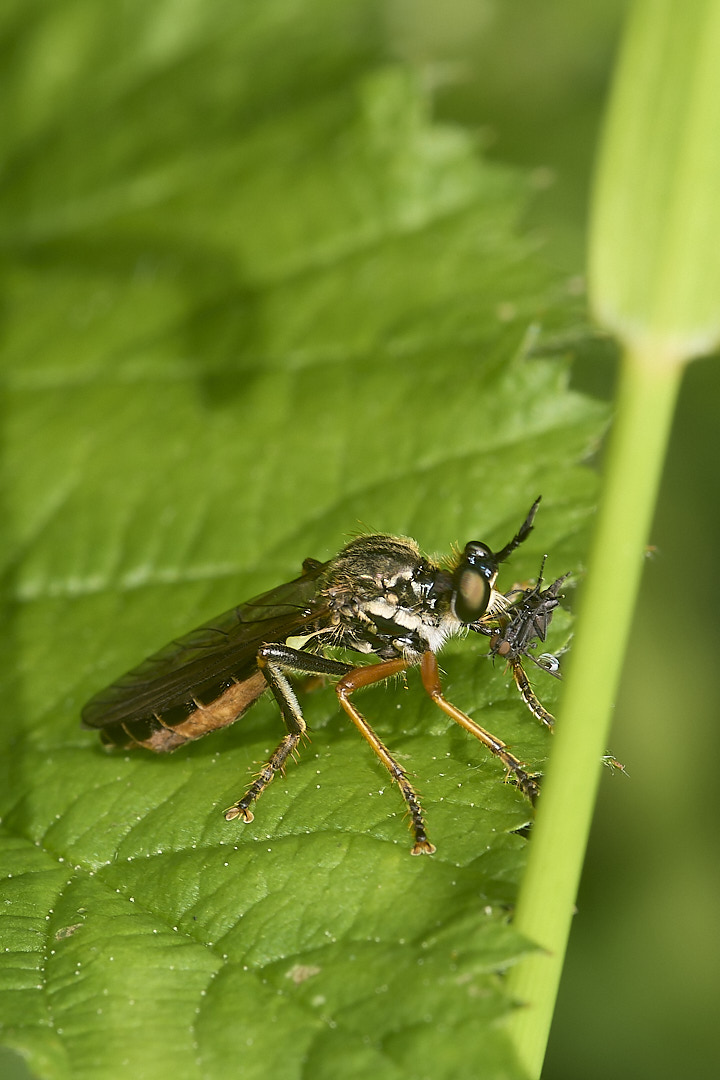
[
  {"x1": 224, "y1": 643, "x2": 352, "y2": 823},
  {"x1": 420, "y1": 651, "x2": 540, "y2": 803}
]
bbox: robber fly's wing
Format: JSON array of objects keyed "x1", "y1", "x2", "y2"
[{"x1": 82, "y1": 560, "x2": 330, "y2": 729}]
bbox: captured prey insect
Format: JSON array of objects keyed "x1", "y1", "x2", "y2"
[
  {"x1": 82, "y1": 497, "x2": 563, "y2": 855},
  {"x1": 485, "y1": 558, "x2": 570, "y2": 732},
  {"x1": 488, "y1": 568, "x2": 627, "y2": 776}
]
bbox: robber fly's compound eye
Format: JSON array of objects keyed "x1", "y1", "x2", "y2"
[{"x1": 452, "y1": 542, "x2": 499, "y2": 624}]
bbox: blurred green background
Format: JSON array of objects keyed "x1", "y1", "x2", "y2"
[
  {"x1": 415, "y1": 2, "x2": 719, "y2": 1077},
  {"x1": 3, "y1": 3, "x2": 719, "y2": 1078}
]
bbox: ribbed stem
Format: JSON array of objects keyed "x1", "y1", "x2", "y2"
[{"x1": 505, "y1": 350, "x2": 682, "y2": 1076}]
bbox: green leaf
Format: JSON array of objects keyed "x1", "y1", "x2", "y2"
[{"x1": 0, "y1": 3, "x2": 607, "y2": 1078}]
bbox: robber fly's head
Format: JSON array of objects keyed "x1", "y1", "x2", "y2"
[
  {"x1": 450, "y1": 498, "x2": 541, "y2": 626},
  {"x1": 451, "y1": 541, "x2": 502, "y2": 625}
]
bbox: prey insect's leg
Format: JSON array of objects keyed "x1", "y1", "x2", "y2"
[
  {"x1": 510, "y1": 657, "x2": 625, "y2": 770},
  {"x1": 509, "y1": 657, "x2": 556, "y2": 730},
  {"x1": 420, "y1": 652, "x2": 540, "y2": 803},
  {"x1": 335, "y1": 659, "x2": 436, "y2": 856},
  {"x1": 224, "y1": 644, "x2": 352, "y2": 823}
]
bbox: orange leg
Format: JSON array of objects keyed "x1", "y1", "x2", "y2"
[
  {"x1": 420, "y1": 651, "x2": 540, "y2": 803},
  {"x1": 336, "y1": 658, "x2": 436, "y2": 856}
]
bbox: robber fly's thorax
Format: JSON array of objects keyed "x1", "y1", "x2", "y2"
[{"x1": 318, "y1": 534, "x2": 491, "y2": 661}]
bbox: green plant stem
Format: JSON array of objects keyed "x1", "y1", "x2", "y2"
[{"x1": 505, "y1": 348, "x2": 683, "y2": 1077}]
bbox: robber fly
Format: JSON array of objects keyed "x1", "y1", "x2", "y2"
[{"x1": 82, "y1": 497, "x2": 560, "y2": 855}]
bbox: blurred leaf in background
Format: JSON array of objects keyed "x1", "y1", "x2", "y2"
[{"x1": 0, "y1": 2, "x2": 606, "y2": 1079}]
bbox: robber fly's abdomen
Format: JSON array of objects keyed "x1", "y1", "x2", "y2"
[
  {"x1": 93, "y1": 669, "x2": 270, "y2": 752},
  {"x1": 81, "y1": 561, "x2": 330, "y2": 751}
]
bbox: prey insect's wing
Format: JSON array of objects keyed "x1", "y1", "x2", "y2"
[{"x1": 82, "y1": 560, "x2": 330, "y2": 729}]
